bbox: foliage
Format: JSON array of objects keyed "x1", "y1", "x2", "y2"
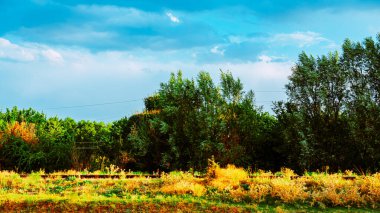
[
  {"x1": 126, "y1": 70, "x2": 276, "y2": 171},
  {"x1": 0, "y1": 107, "x2": 115, "y2": 172},
  {"x1": 2, "y1": 121, "x2": 38, "y2": 145},
  {"x1": 1, "y1": 33, "x2": 380, "y2": 174},
  {"x1": 274, "y1": 33, "x2": 380, "y2": 172}
]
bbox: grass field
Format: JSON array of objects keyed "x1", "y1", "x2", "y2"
[{"x1": 1, "y1": 164, "x2": 380, "y2": 212}]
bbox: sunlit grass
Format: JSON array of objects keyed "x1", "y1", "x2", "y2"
[{"x1": 1, "y1": 163, "x2": 380, "y2": 211}]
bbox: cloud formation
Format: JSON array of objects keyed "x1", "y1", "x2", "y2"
[
  {"x1": 166, "y1": 12, "x2": 180, "y2": 23},
  {"x1": 75, "y1": 5, "x2": 163, "y2": 26},
  {"x1": 1, "y1": 1, "x2": 380, "y2": 121},
  {"x1": 272, "y1": 31, "x2": 327, "y2": 47},
  {"x1": 210, "y1": 45, "x2": 225, "y2": 55},
  {"x1": 0, "y1": 37, "x2": 292, "y2": 120},
  {"x1": 0, "y1": 38, "x2": 63, "y2": 63}
]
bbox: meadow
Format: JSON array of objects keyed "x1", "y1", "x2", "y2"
[{"x1": 1, "y1": 162, "x2": 380, "y2": 212}]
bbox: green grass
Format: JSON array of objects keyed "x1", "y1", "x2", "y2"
[
  {"x1": 2, "y1": 169, "x2": 380, "y2": 212},
  {"x1": 0, "y1": 194, "x2": 378, "y2": 212}
]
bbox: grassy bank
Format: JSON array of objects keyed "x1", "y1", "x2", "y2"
[{"x1": 1, "y1": 164, "x2": 380, "y2": 212}]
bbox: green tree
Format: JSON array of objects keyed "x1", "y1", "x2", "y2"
[
  {"x1": 127, "y1": 70, "x2": 275, "y2": 171},
  {"x1": 275, "y1": 34, "x2": 380, "y2": 172},
  {"x1": 342, "y1": 35, "x2": 380, "y2": 170}
]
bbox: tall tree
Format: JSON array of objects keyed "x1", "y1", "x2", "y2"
[{"x1": 275, "y1": 33, "x2": 380, "y2": 172}]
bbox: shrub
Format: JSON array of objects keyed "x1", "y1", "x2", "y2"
[
  {"x1": 2, "y1": 121, "x2": 38, "y2": 145},
  {"x1": 270, "y1": 178, "x2": 308, "y2": 203},
  {"x1": 208, "y1": 163, "x2": 249, "y2": 191},
  {"x1": 161, "y1": 171, "x2": 206, "y2": 197}
]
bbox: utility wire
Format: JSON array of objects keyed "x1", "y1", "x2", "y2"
[
  {"x1": 255, "y1": 90, "x2": 285, "y2": 92},
  {"x1": 42, "y1": 91, "x2": 284, "y2": 111},
  {"x1": 44, "y1": 99, "x2": 280, "y2": 110},
  {"x1": 45, "y1": 99, "x2": 142, "y2": 110},
  {"x1": 256, "y1": 101, "x2": 276, "y2": 103}
]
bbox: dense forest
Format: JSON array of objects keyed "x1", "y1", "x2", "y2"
[{"x1": 1, "y1": 34, "x2": 380, "y2": 173}]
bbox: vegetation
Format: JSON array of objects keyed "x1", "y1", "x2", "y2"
[
  {"x1": 274, "y1": 34, "x2": 380, "y2": 172},
  {"x1": 0, "y1": 34, "x2": 380, "y2": 176},
  {"x1": 1, "y1": 33, "x2": 380, "y2": 211},
  {"x1": 1, "y1": 163, "x2": 380, "y2": 212},
  {"x1": 0, "y1": 71, "x2": 280, "y2": 173}
]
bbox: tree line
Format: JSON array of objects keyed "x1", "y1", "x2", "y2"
[
  {"x1": 275, "y1": 34, "x2": 380, "y2": 172},
  {"x1": 0, "y1": 34, "x2": 379, "y2": 173}
]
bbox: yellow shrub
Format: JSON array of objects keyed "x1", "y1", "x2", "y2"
[
  {"x1": 0, "y1": 171, "x2": 22, "y2": 192},
  {"x1": 360, "y1": 174, "x2": 380, "y2": 204},
  {"x1": 215, "y1": 164, "x2": 248, "y2": 181},
  {"x1": 161, "y1": 171, "x2": 196, "y2": 183},
  {"x1": 255, "y1": 169, "x2": 274, "y2": 178},
  {"x1": 280, "y1": 167, "x2": 296, "y2": 178},
  {"x1": 229, "y1": 188, "x2": 247, "y2": 202},
  {"x1": 248, "y1": 182, "x2": 271, "y2": 202},
  {"x1": 209, "y1": 164, "x2": 249, "y2": 191},
  {"x1": 161, "y1": 180, "x2": 205, "y2": 197},
  {"x1": 3, "y1": 121, "x2": 38, "y2": 145},
  {"x1": 341, "y1": 183, "x2": 362, "y2": 205},
  {"x1": 306, "y1": 174, "x2": 367, "y2": 206},
  {"x1": 160, "y1": 171, "x2": 206, "y2": 197},
  {"x1": 271, "y1": 178, "x2": 308, "y2": 203}
]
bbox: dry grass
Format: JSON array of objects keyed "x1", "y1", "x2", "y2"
[
  {"x1": 1, "y1": 164, "x2": 380, "y2": 210},
  {"x1": 161, "y1": 171, "x2": 206, "y2": 197}
]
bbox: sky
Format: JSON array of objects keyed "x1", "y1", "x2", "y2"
[{"x1": 1, "y1": 0, "x2": 380, "y2": 122}]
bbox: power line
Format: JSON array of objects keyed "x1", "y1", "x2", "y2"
[
  {"x1": 40, "y1": 94, "x2": 283, "y2": 111},
  {"x1": 28, "y1": 89, "x2": 286, "y2": 111},
  {"x1": 256, "y1": 101, "x2": 275, "y2": 103},
  {"x1": 43, "y1": 99, "x2": 279, "y2": 110},
  {"x1": 255, "y1": 90, "x2": 285, "y2": 93},
  {"x1": 45, "y1": 99, "x2": 143, "y2": 110}
]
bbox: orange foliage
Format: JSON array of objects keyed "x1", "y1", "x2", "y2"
[
  {"x1": 3, "y1": 121, "x2": 38, "y2": 145},
  {"x1": 135, "y1": 109, "x2": 161, "y2": 116}
]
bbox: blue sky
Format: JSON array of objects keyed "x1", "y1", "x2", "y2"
[{"x1": 1, "y1": 0, "x2": 380, "y2": 122}]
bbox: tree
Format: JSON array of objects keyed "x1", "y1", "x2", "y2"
[
  {"x1": 127, "y1": 70, "x2": 277, "y2": 171},
  {"x1": 275, "y1": 33, "x2": 380, "y2": 172}
]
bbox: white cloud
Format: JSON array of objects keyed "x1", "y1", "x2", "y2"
[
  {"x1": 0, "y1": 38, "x2": 294, "y2": 118},
  {"x1": 75, "y1": 5, "x2": 164, "y2": 26},
  {"x1": 272, "y1": 31, "x2": 327, "y2": 47},
  {"x1": 0, "y1": 38, "x2": 36, "y2": 61},
  {"x1": 228, "y1": 35, "x2": 266, "y2": 44},
  {"x1": 258, "y1": 55, "x2": 272, "y2": 63},
  {"x1": 210, "y1": 45, "x2": 225, "y2": 55},
  {"x1": 166, "y1": 12, "x2": 180, "y2": 23},
  {"x1": 228, "y1": 35, "x2": 245, "y2": 44},
  {"x1": 227, "y1": 32, "x2": 331, "y2": 50},
  {"x1": 0, "y1": 38, "x2": 12, "y2": 46},
  {"x1": 0, "y1": 43, "x2": 292, "y2": 89},
  {"x1": 202, "y1": 61, "x2": 292, "y2": 82},
  {"x1": 42, "y1": 49, "x2": 64, "y2": 63},
  {"x1": 0, "y1": 38, "x2": 63, "y2": 63}
]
